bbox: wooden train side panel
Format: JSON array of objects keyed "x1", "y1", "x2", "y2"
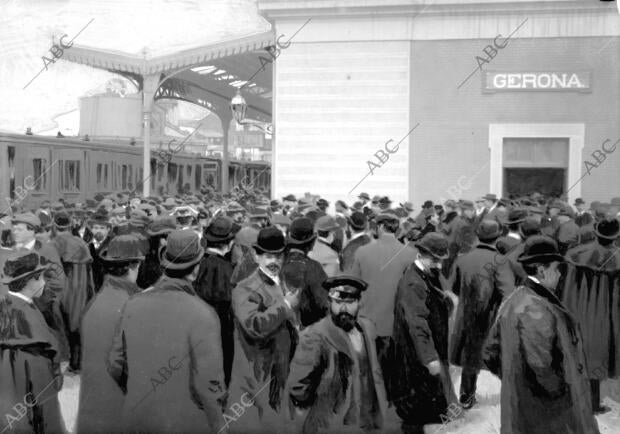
[{"x1": 13, "y1": 143, "x2": 53, "y2": 210}]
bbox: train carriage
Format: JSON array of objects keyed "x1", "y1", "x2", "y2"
[{"x1": 0, "y1": 133, "x2": 270, "y2": 211}]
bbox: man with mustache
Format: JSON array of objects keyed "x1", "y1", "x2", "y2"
[
  {"x1": 286, "y1": 275, "x2": 387, "y2": 433},
  {"x1": 230, "y1": 226, "x2": 299, "y2": 432},
  {"x1": 87, "y1": 209, "x2": 112, "y2": 293}
]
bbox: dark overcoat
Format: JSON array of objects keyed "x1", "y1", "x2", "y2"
[
  {"x1": 449, "y1": 244, "x2": 515, "y2": 369},
  {"x1": 559, "y1": 242, "x2": 620, "y2": 380},
  {"x1": 339, "y1": 234, "x2": 371, "y2": 273},
  {"x1": 281, "y1": 249, "x2": 329, "y2": 328},
  {"x1": 390, "y1": 263, "x2": 458, "y2": 424},
  {"x1": 483, "y1": 278, "x2": 600, "y2": 434},
  {"x1": 87, "y1": 236, "x2": 111, "y2": 293},
  {"x1": 286, "y1": 316, "x2": 387, "y2": 433},
  {"x1": 230, "y1": 269, "x2": 298, "y2": 416},
  {"x1": 51, "y1": 232, "x2": 94, "y2": 333},
  {"x1": 107, "y1": 276, "x2": 227, "y2": 433},
  {"x1": 439, "y1": 213, "x2": 469, "y2": 277},
  {"x1": 77, "y1": 275, "x2": 139, "y2": 433},
  {"x1": 0, "y1": 294, "x2": 65, "y2": 434}
]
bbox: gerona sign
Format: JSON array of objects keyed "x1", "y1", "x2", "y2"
[{"x1": 484, "y1": 72, "x2": 591, "y2": 92}]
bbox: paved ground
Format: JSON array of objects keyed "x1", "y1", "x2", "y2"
[{"x1": 58, "y1": 363, "x2": 620, "y2": 433}]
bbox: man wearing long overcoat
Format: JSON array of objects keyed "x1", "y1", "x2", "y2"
[
  {"x1": 449, "y1": 220, "x2": 514, "y2": 407},
  {"x1": 108, "y1": 230, "x2": 226, "y2": 433},
  {"x1": 560, "y1": 217, "x2": 620, "y2": 413},
  {"x1": 51, "y1": 211, "x2": 94, "y2": 373},
  {"x1": 77, "y1": 235, "x2": 143, "y2": 433},
  {"x1": 286, "y1": 276, "x2": 387, "y2": 433},
  {"x1": 391, "y1": 233, "x2": 458, "y2": 434},
  {"x1": 483, "y1": 236, "x2": 600, "y2": 434},
  {"x1": 340, "y1": 212, "x2": 371, "y2": 272},
  {"x1": 230, "y1": 227, "x2": 298, "y2": 433}
]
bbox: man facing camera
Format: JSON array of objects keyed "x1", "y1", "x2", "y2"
[{"x1": 286, "y1": 276, "x2": 387, "y2": 434}]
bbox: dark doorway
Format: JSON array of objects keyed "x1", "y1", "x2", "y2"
[{"x1": 504, "y1": 168, "x2": 566, "y2": 198}]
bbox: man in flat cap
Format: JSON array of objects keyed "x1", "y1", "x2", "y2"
[
  {"x1": 391, "y1": 232, "x2": 458, "y2": 434},
  {"x1": 0, "y1": 251, "x2": 65, "y2": 434},
  {"x1": 108, "y1": 230, "x2": 226, "y2": 432},
  {"x1": 484, "y1": 236, "x2": 600, "y2": 434},
  {"x1": 229, "y1": 227, "x2": 299, "y2": 431},
  {"x1": 78, "y1": 234, "x2": 144, "y2": 433},
  {"x1": 286, "y1": 276, "x2": 387, "y2": 433},
  {"x1": 309, "y1": 215, "x2": 340, "y2": 277}
]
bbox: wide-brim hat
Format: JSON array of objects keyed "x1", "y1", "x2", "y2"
[
  {"x1": 315, "y1": 215, "x2": 339, "y2": 232},
  {"x1": 506, "y1": 208, "x2": 528, "y2": 225},
  {"x1": 160, "y1": 230, "x2": 204, "y2": 270},
  {"x1": 348, "y1": 211, "x2": 367, "y2": 231},
  {"x1": 2, "y1": 251, "x2": 48, "y2": 284},
  {"x1": 205, "y1": 216, "x2": 236, "y2": 243},
  {"x1": 100, "y1": 234, "x2": 146, "y2": 262},
  {"x1": 358, "y1": 192, "x2": 371, "y2": 201},
  {"x1": 518, "y1": 236, "x2": 564, "y2": 265},
  {"x1": 147, "y1": 216, "x2": 177, "y2": 236},
  {"x1": 253, "y1": 226, "x2": 286, "y2": 254},
  {"x1": 483, "y1": 193, "x2": 498, "y2": 201},
  {"x1": 594, "y1": 218, "x2": 620, "y2": 240},
  {"x1": 415, "y1": 232, "x2": 449, "y2": 260},
  {"x1": 11, "y1": 212, "x2": 41, "y2": 230}
]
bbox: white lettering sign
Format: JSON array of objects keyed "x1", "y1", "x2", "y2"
[{"x1": 485, "y1": 72, "x2": 590, "y2": 91}]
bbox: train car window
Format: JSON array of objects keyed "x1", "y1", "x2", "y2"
[
  {"x1": 168, "y1": 163, "x2": 177, "y2": 185},
  {"x1": 178, "y1": 167, "x2": 184, "y2": 194},
  {"x1": 187, "y1": 165, "x2": 191, "y2": 177},
  {"x1": 104, "y1": 164, "x2": 109, "y2": 189},
  {"x1": 33, "y1": 159, "x2": 47, "y2": 191},
  {"x1": 96, "y1": 163, "x2": 102, "y2": 186},
  {"x1": 122, "y1": 165, "x2": 128, "y2": 190},
  {"x1": 128, "y1": 165, "x2": 133, "y2": 189},
  {"x1": 8, "y1": 146, "x2": 15, "y2": 201},
  {"x1": 59, "y1": 160, "x2": 80, "y2": 191},
  {"x1": 195, "y1": 165, "x2": 201, "y2": 190}
]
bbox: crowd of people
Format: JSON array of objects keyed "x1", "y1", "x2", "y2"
[{"x1": 0, "y1": 188, "x2": 619, "y2": 434}]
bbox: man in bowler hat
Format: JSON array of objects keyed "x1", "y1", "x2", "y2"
[{"x1": 484, "y1": 236, "x2": 600, "y2": 434}]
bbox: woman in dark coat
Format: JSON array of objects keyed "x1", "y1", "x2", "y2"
[
  {"x1": 0, "y1": 251, "x2": 65, "y2": 434},
  {"x1": 391, "y1": 233, "x2": 458, "y2": 434},
  {"x1": 77, "y1": 235, "x2": 144, "y2": 433},
  {"x1": 484, "y1": 236, "x2": 600, "y2": 434}
]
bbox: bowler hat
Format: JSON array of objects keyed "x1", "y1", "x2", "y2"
[
  {"x1": 422, "y1": 200, "x2": 433, "y2": 209},
  {"x1": 518, "y1": 236, "x2": 564, "y2": 265},
  {"x1": 444, "y1": 200, "x2": 457, "y2": 209},
  {"x1": 315, "y1": 215, "x2": 339, "y2": 232},
  {"x1": 482, "y1": 193, "x2": 497, "y2": 201},
  {"x1": 147, "y1": 216, "x2": 177, "y2": 236},
  {"x1": 459, "y1": 200, "x2": 474, "y2": 210},
  {"x1": 375, "y1": 212, "x2": 399, "y2": 224},
  {"x1": 205, "y1": 216, "x2": 236, "y2": 243},
  {"x1": 11, "y1": 212, "x2": 41, "y2": 230},
  {"x1": 283, "y1": 194, "x2": 296, "y2": 202},
  {"x1": 100, "y1": 234, "x2": 146, "y2": 262},
  {"x1": 371, "y1": 195, "x2": 381, "y2": 204},
  {"x1": 574, "y1": 198, "x2": 585, "y2": 206},
  {"x1": 476, "y1": 220, "x2": 502, "y2": 242},
  {"x1": 520, "y1": 217, "x2": 541, "y2": 237},
  {"x1": 415, "y1": 232, "x2": 449, "y2": 260},
  {"x1": 348, "y1": 212, "x2": 367, "y2": 231},
  {"x1": 322, "y1": 275, "x2": 368, "y2": 301},
  {"x1": 160, "y1": 230, "x2": 204, "y2": 270},
  {"x1": 594, "y1": 218, "x2": 620, "y2": 240},
  {"x1": 2, "y1": 251, "x2": 48, "y2": 285},
  {"x1": 253, "y1": 226, "x2": 285, "y2": 254},
  {"x1": 129, "y1": 209, "x2": 151, "y2": 227},
  {"x1": 358, "y1": 192, "x2": 370, "y2": 201},
  {"x1": 316, "y1": 198, "x2": 329, "y2": 209},
  {"x1": 287, "y1": 217, "x2": 316, "y2": 245},
  {"x1": 400, "y1": 201, "x2": 414, "y2": 212},
  {"x1": 378, "y1": 196, "x2": 392, "y2": 207}
]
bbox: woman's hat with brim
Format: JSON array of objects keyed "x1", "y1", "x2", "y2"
[
  {"x1": 100, "y1": 234, "x2": 146, "y2": 262},
  {"x1": 160, "y1": 230, "x2": 204, "y2": 270},
  {"x1": 253, "y1": 226, "x2": 286, "y2": 254},
  {"x1": 518, "y1": 235, "x2": 564, "y2": 265},
  {"x1": 415, "y1": 232, "x2": 449, "y2": 260},
  {"x1": 2, "y1": 251, "x2": 48, "y2": 284},
  {"x1": 205, "y1": 216, "x2": 236, "y2": 243},
  {"x1": 594, "y1": 218, "x2": 620, "y2": 240}
]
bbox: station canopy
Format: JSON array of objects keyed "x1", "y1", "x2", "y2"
[{"x1": 0, "y1": 0, "x2": 274, "y2": 133}]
